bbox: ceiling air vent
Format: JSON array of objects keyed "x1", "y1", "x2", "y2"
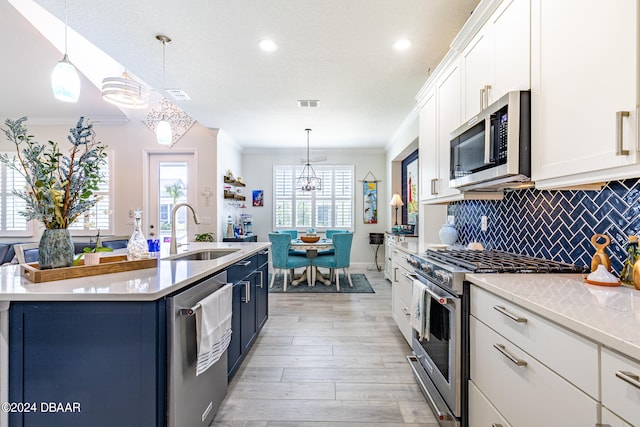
[
  {"x1": 166, "y1": 89, "x2": 191, "y2": 101},
  {"x1": 297, "y1": 99, "x2": 320, "y2": 108}
]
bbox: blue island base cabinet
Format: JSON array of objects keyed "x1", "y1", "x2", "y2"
[{"x1": 9, "y1": 301, "x2": 166, "y2": 427}]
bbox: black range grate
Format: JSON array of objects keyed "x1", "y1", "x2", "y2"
[{"x1": 426, "y1": 249, "x2": 590, "y2": 274}]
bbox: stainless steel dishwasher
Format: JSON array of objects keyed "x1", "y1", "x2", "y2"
[{"x1": 166, "y1": 270, "x2": 229, "y2": 427}]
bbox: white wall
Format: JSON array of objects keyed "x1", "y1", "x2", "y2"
[
  {"x1": 216, "y1": 129, "x2": 242, "y2": 240},
  {"x1": 241, "y1": 148, "x2": 387, "y2": 266},
  {"x1": 0, "y1": 118, "x2": 220, "y2": 242}
]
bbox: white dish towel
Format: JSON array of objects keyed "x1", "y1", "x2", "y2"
[
  {"x1": 195, "y1": 283, "x2": 233, "y2": 376},
  {"x1": 410, "y1": 280, "x2": 430, "y2": 341}
]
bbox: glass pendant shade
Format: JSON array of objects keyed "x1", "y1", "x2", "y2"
[
  {"x1": 102, "y1": 72, "x2": 149, "y2": 109},
  {"x1": 51, "y1": 54, "x2": 80, "y2": 103},
  {"x1": 156, "y1": 120, "x2": 172, "y2": 145},
  {"x1": 297, "y1": 128, "x2": 322, "y2": 191}
]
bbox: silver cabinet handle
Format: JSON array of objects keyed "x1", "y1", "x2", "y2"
[
  {"x1": 258, "y1": 250, "x2": 269, "y2": 255},
  {"x1": 480, "y1": 87, "x2": 485, "y2": 110},
  {"x1": 430, "y1": 178, "x2": 438, "y2": 195},
  {"x1": 493, "y1": 343, "x2": 527, "y2": 367},
  {"x1": 615, "y1": 370, "x2": 640, "y2": 390},
  {"x1": 492, "y1": 424, "x2": 504, "y2": 427},
  {"x1": 484, "y1": 84, "x2": 491, "y2": 108},
  {"x1": 235, "y1": 260, "x2": 252, "y2": 266},
  {"x1": 616, "y1": 111, "x2": 630, "y2": 155},
  {"x1": 239, "y1": 280, "x2": 250, "y2": 303},
  {"x1": 256, "y1": 270, "x2": 264, "y2": 289},
  {"x1": 401, "y1": 307, "x2": 411, "y2": 316},
  {"x1": 493, "y1": 305, "x2": 528, "y2": 323},
  {"x1": 393, "y1": 267, "x2": 399, "y2": 283}
]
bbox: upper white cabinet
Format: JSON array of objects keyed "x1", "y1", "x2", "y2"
[
  {"x1": 531, "y1": 0, "x2": 640, "y2": 188},
  {"x1": 418, "y1": 87, "x2": 438, "y2": 201},
  {"x1": 462, "y1": 0, "x2": 531, "y2": 121}
]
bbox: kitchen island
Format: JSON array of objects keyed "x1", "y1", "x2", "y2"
[{"x1": 0, "y1": 241, "x2": 270, "y2": 427}]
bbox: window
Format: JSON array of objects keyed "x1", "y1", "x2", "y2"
[
  {"x1": 68, "y1": 154, "x2": 113, "y2": 235},
  {"x1": 274, "y1": 164, "x2": 354, "y2": 230},
  {"x1": 0, "y1": 154, "x2": 29, "y2": 236}
]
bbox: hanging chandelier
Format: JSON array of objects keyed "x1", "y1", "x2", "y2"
[
  {"x1": 297, "y1": 129, "x2": 322, "y2": 192},
  {"x1": 101, "y1": 71, "x2": 149, "y2": 109}
]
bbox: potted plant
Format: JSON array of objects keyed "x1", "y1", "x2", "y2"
[
  {"x1": 0, "y1": 117, "x2": 107, "y2": 269},
  {"x1": 75, "y1": 246, "x2": 114, "y2": 266},
  {"x1": 194, "y1": 232, "x2": 216, "y2": 242}
]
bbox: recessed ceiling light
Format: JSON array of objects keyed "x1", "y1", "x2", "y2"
[
  {"x1": 394, "y1": 38, "x2": 412, "y2": 51},
  {"x1": 259, "y1": 39, "x2": 278, "y2": 52}
]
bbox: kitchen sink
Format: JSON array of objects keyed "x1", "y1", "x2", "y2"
[{"x1": 166, "y1": 249, "x2": 239, "y2": 261}]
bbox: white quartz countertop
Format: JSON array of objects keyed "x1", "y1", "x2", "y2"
[
  {"x1": 466, "y1": 273, "x2": 640, "y2": 361},
  {"x1": 0, "y1": 242, "x2": 270, "y2": 302}
]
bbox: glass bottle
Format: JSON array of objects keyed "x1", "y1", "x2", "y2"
[
  {"x1": 621, "y1": 235, "x2": 638, "y2": 285},
  {"x1": 127, "y1": 209, "x2": 149, "y2": 260}
]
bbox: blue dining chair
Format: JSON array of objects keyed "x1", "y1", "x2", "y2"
[
  {"x1": 268, "y1": 233, "x2": 311, "y2": 291},
  {"x1": 313, "y1": 232, "x2": 353, "y2": 290},
  {"x1": 318, "y1": 229, "x2": 344, "y2": 255},
  {"x1": 278, "y1": 230, "x2": 306, "y2": 256}
]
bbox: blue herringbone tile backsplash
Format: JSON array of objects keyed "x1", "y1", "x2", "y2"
[{"x1": 448, "y1": 178, "x2": 640, "y2": 273}]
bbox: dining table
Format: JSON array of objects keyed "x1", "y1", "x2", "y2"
[{"x1": 289, "y1": 238, "x2": 334, "y2": 286}]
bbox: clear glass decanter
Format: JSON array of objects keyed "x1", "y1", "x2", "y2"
[{"x1": 127, "y1": 209, "x2": 149, "y2": 260}]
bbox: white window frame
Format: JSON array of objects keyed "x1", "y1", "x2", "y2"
[
  {"x1": 273, "y1": 164, "x2": 354, "y2": 231},
  {"x1": 0, "y1": 152, "x2": 32, "y2": 237}
]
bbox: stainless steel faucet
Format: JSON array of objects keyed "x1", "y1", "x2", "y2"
[{"x1": 170, "y1": 203, "x2": 201, "y2": 254}]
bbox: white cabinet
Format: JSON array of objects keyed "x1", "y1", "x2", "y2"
[
  {"x1": 601, "y1": 347, "x2": 640, "y2": 425},
  {"x1": 601, "y1": 407, "x2": 634, "y2": 427},
  {"x1": 462, "y1": 0, "x2": 530, "y2": 121},
  {"x1": 468, "y1": 380, "x2": 511, "y2": 427},
  {"x1": 384, "y1": 234, "x2": 394, "y2": 281},
  {"x1": 390, "y1": 246, "x2": 413, "y2": 345},
  {"x1": 531, "y1": 0, "x2": 640, "y2": 189},
  {"x1": 418, "y1": 88, "x2": 437, "y2": 201},
  {"x1": 470, "y1": 316, "x2": 599, "y2": 427}
]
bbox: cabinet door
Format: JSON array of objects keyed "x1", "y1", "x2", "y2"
[
  {"x1": 532, "y1": 0, "x2": 639, "y2": 186},
  {"x1": 255, "y1": 261, "x2": 269, "y2": 331},
  {"x1": 462, "y1": 27, "x2": 493, "y2": 120},
  {"x1": 468, "y1": 380, "x2": 511, "y2": 427},
  {"x1": 436, "y1": 61, "x2": 462, "y2": 199},
  {"x1": 419, "y1": 88, "x2": 438, "y2": 201},
  {"x1": 601, "y1": 407, "x2": 633, "y2": 427},
  {"x1": 9, "y1": 302, "x2": 163, "y2": 427},
  {"x1": 492, "y1": 0, "x2": 530, "y2": 100},
  {"x1": 240, "y1": 275, "x2": 257, "y2": 354}
]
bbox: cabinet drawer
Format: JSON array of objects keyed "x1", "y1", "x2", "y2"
[
  {"x1": 469, "y1": 380, "x2": 511, "y2": 427},
  {"x1": 392, "y1": 289, "x2": 412, "y2": 344},
  {"x1": 470, "y1": 285, "x2": 598, "y2": 398},
  {"x1": 227, "y1": 255, "x2": 257, "y2": 283},
  {"x1": 601, "y1": 407, "x2": 633, "y2": 427},
  {"x1": 391, "y1": 248, "x2": 413, "y2": 273},
  {"x1": 602, "y1": 347, "x2": 640, "y2": 425},
  {"x1": 470, "y1": 317, "x2": 598, "y2": 427},
  {"x1": 395, "y1": 267, "x2": 413, "y2": 306}
]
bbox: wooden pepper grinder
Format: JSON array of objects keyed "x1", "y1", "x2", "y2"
[{"x1": 590, "y1": 234, "x2": 611, "y2": 272}]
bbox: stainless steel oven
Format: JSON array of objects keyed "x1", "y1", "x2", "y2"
[{"x1": 406, "y1": 249, "x2": 589, "y2": 427}]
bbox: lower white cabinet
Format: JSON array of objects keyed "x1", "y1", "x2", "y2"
[
  {"x1": 470, "y1": 316, "x2": 598, "y2": 426},
  {"x1": 601, "y1": 407, "x2": 633, "y2": 427},
  {"x1": 601, "y1": 347, "x2": 640, "y2": 425},
  {"x1": 468, "y1": 380, "x2": 511, "y2": 427},
  {"x1": 390, "y1": 247, "x2": 413, "y2": 345}
]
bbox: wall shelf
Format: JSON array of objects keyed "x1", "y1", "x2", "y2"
[{"x1": 224, "y1": 177, "x2": 246, "y2": 187}]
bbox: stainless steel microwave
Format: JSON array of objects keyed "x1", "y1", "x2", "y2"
[{"x1": 449, "y1": 90, "x2": 531, "y2": 191}]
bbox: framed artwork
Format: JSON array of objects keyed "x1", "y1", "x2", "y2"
[
  {"x1": 363, "y1": 181, "x2": 378, "y2": 224},
  {"x1": 402, "y1": 149, "x2": 418, "y2": 225},
  {"x1": 252, "y1": 190, "x2": 264, "y2": 207}
]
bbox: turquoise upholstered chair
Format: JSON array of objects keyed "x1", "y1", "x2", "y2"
[
  {"x1": 319, "y1": 229, "x2": 345, "y2": 255},
  {"x1": 268, "y1": 233, "x2": 311, "y2": 291},
  {"x1": 278, "y1": 230, "x2": 298, "y2": 239},
  {"x1": 313, "y1": 232, "x2": 354, "y2": 291}
]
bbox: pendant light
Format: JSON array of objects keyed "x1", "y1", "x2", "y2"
[
  {"x1": 156, "y1": 35, "x2": 172, "y2": 145},
  {"x1": 101, "y1": 71, "x2": 149, "y2": 109},
  {"x1": 51, "y1": 0, "x2": 80, "y2": 102},
  {"x1": 297, "y1": 129, "x2": 322, "y2": 191}
]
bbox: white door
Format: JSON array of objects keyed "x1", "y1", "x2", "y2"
[{"x1": 147, "y1": 152, "x2": 197, "y2": 247}]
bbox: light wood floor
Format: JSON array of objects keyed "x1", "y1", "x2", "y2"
[{"x1": 211, "y1": 267, "x2": 439, "y2": 426}]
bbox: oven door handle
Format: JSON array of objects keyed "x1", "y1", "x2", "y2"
[{"x1": 409, "y1": 274, "x2": 454, "y2": 305}]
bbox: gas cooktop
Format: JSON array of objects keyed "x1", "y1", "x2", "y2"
[{"x1": 425, "y1": 249, "x2": 590, "y2": 274}]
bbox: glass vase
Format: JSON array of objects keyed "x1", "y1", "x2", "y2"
[
  {"x1": 127, "y1": 213, "x2": 149, "y2": 260},
  {"x1": 39, "y1": 228, "x2": 74, "y2": 269}
]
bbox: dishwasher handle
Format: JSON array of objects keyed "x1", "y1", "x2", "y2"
[{"x1": 178, "y1": 282, "x2": 232, "y2": 316}]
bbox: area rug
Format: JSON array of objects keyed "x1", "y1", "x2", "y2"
[{"x1": 268, "y1": 273, "x2": 374, "y2": 293}]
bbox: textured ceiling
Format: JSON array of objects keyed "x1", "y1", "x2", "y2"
[{"x1": 3, "y1": 0, "x2": 480, "y2": 149}]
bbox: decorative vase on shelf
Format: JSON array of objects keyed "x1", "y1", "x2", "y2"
[
  {"x1": 127, "y1": 210, "x2": 149, "y2": 260},
  {"x1": 38, "y1": 228, "x2": 74, "y2": 269},
  {"x1": 438, "y1": 223, "x2": 458, "y2": 246}
]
